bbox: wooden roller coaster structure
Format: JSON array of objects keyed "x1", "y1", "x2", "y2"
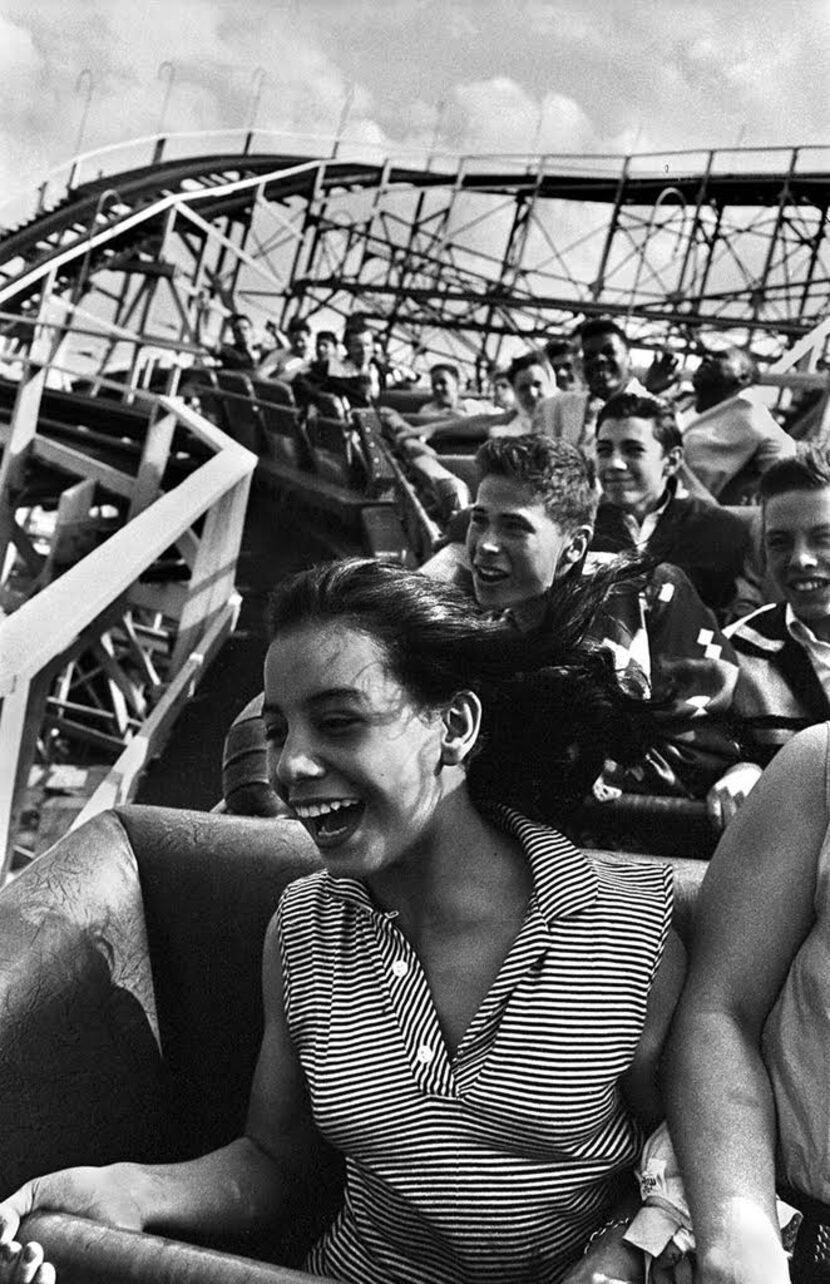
[{"x1": 1, "y1": 128, "x2": 830, "y2": 873}]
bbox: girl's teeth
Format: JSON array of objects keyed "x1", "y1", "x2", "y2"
[{"x1": 294, "y1": 799, "x2": 359, "y2": 818}]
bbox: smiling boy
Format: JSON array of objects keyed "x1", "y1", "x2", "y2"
[
  {"x1": 591, "y1": 394, "x2": 750, "y2": 617},
  {"x1": 708, "y1": 445, "x2": 830, "y2": 828},
  {"x1": 460, "y1": 435, "x2": 740, "y2": 800}
]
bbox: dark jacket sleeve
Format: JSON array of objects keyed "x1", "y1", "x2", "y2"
[{"x1": 597, "y1": 564, "x2": 742, "y2": 797}]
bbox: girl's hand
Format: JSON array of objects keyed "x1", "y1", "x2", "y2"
[
  {"x1": 0, "y1": 1241, "x2": 54, "y2": 1284},
  {"x1": 0, "y1": 1167, "x2": 146, "y2": 1240},
  {"x1": 0, "y1": 1164, "x2": 148, "y2": 1282}
]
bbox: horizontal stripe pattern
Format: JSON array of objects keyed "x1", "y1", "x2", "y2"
[{"x1": 278, "y1": 808, "x2": 672, "y2": 1283}]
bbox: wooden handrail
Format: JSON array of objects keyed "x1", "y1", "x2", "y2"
[
  {"x1": 0, "y1": 392, "x2": 256, "y2": 876},
  {"x1": 0, "y1": 440, "x2": 254, "y2": 696}
]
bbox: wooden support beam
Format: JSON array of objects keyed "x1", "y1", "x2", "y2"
[
  {"x1": 0, "y1": 267, "x2": 59, "y2": 577},
  {"x1": 71, "y1": 594, "x2": 241, "y2": 826},
  {"x1": 128, "y1": 411, "x2": 177, "y2": 519},
  {"x1": 92, "y1": 631, "x2": 149, "y2": 720},
  {"x1": 36, "y1": 477, "x2": 97, "y2": 589},
  {"x1": 170, "y1": 473, "x2": 250, "y2": 671},
  {"x1": 118, "y1": 611, "x2": 162, "y2": 688},
  {"x1": 31, "y1": 436, "x2": 135, "y2": 498},
  {"x1": 0, "y1": 669, "x2": 53, "y2": 879}
]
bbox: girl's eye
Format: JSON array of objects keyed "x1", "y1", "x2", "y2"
[
  {"x1": 318, "y1": 716, "x2": 360, "y2": 734},
  {"x1": 264, "y1": 719, "x2": 287, "y2": 745}
]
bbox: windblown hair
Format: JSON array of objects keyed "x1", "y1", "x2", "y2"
[
  {"x1": 267, "y1": 557, "x2": 655, "y2": 824},
  {"x1": 760, "y1": 443, "x2": 830, "y2": 504},
  {"x1": 475, "y1": 433, "x2": 599, "y2": 531},
  {"x1": 597, "y1": 393, "x2": 682, "y2": 453}
]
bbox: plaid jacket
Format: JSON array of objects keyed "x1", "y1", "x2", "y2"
[
  {"x1": 725, "y1": 602, "x2": 830, "y2": 766},
  {"x1": 595, "y1": 562, "x2": 741, "y2": 797}
]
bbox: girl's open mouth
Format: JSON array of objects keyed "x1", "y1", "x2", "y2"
[{"x1": 291, "y1": 799, "x2": 365, "y2": 848}]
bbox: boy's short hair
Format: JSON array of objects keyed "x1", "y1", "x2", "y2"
[
  {"x1": 577, "y1": 317, "x2": 630, "y2": 349},
  {"x1": 544, "y1": 337, "x2": 573, "y2": 361},
  {"x1": 597, "y1": 393, "x2": 682, "y2": 453},
  {"x1": 475, "y1": 434, "x2": 598, "y2": 529},
  {"x1": 760, "y1": 444, "x2": 830, "y2": 504},
  {"x1": 506, "y1": 349, "x2": 551, "y2": 385},
  {"x1": 430, "y1": 362, "x2": 460, "y2": 383},
  {"x1": 342, "y1": 311, "x2": 372, "y2": 338}
]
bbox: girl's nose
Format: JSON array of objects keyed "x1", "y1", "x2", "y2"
[{"x1": 274, "y1": 730, "x2": 326, "y2": 788}]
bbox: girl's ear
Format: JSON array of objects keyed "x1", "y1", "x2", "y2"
[{"x1": 440, "y1": 690, "x2": 482, "y2": 766}]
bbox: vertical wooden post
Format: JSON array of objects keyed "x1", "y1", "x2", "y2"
[
  {"x1": 128, "y1": 412, "x2": 177, "y2": 520},
  {"x1": 169, "y1": 471, "x2": 251, "y2": 672},
  {"x1": 0, "y1": 669, "x2": 52, "y2": 882},
  {"x1": 0, "y1": 268, "x2": 59, "y2": 574},
  {"x1": 37, "y1": 477, "x2": 96, "y2": 588}
]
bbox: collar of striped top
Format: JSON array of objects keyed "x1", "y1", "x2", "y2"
[{"x1": 321, "y1": 805, "x2": 598, "y2": 924}]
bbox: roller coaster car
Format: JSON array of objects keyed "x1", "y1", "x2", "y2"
[
  {"x1": 0, "y1": 803, "x2": 704, "y2": 1284},
  {"x1": 179, "y1": 371, "x2": 426, "y2": 562}
]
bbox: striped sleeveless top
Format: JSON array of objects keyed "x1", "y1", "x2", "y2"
[{"x1": 277, "y1": 807, "x2": 672, "y2": 1284}]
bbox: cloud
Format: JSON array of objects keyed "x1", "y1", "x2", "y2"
[
  {"x1": 0, "y1": 0, "x2": 377, "y2": 207},
  {"x1": 1, "y1": 0, "x2": 828, "y2": 235}
]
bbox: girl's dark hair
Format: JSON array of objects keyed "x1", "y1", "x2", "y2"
[{"x1": 267, "y1": 557, "x2": 656, "y2": 826}]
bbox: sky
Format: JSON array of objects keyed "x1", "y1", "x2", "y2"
[{"x1": 1, "y1": 0, "x2": 828, "y2": 214}]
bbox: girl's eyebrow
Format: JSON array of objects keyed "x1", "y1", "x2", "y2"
[{"x1": 262, "y1": 688, "x2": 366, "y2": 716}]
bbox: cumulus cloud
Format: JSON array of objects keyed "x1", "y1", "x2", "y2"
[
  {"x1": 0, "y1": 0, "x2": 380, "y2": 210},
  {"x1": 0, "y1": 0, "x2": 827, "y2": 229}
]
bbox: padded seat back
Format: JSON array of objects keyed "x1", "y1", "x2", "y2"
[
  {"x1": 215, "y1": 370, "x2": 263, "y2": 453},
  {"x1": 183, "y1": 368, "x2": 227, "y2": 431},
  {"x1": 250, "y1": 379, "x2": 312, "y2": 471},
  {"x1": 0, "y1": 806, "x2": 322, "y2": 1192},
  {"x1": 254, "y1": 378, "x2": 296, "y2": 408},
  {"x1": 304, "y1": 400, "x2": 362, "y2": 488},
  {"x1": 0, "y1": 811, "x2": 165, "y2": 1192}
]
